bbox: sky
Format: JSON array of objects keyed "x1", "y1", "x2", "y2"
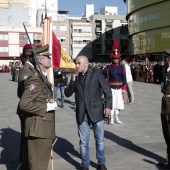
[{"x1": 58, "y1": 0, "x2": 126, "y2": 16}]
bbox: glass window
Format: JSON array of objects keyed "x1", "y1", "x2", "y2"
[
  {"x1": 0, "y1": 34, "x2": 8, "y2": 40},
  {"x1": 59, "y1": 26, "x2": 67, "y2": 31},
  {"x1": 0, "y1": 47, "x2": 8, "y2": 52},
  {"x1": 19, "y1": 34, "x2": 28, "y2": 41}
]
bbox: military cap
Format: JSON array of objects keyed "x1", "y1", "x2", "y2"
[
  {"x1": 36, "y1": 44, "x2": 52, "y2": 56},
  {"x1": 110, "y1": 40, "x2": 121, "y2": 59},
  {"x1": 22, "y1": 44, "x2": 52, "y2": 56}
]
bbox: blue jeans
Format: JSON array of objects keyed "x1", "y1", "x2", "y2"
[
  {"x1": 54, "y1": 83, "x2": 65, "y2": 106},
  {"x1": 78, "y1": 114, "x2": 106, "y2": 167}
]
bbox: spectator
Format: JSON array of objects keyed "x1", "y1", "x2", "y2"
[
  {"x1": 121, "y1": 57, "x2": 135, "y2": 105},
  {"x1": 65, "y1": 55, "x2": 112, "y2": 170},
  {"x1": 54, "y1": 69, "x2": 68, "y2": 108}
]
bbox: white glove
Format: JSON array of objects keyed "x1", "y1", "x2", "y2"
[
  {"x1": 167, "y1": 67, "x2": 170, "y2": 72},
  {"x1": 47, "y1": 102, "x2": 57, "y2": 112}
]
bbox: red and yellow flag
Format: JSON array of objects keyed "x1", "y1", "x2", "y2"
[{"x1": 42, "y1": 17, "x2": 75, "y2": 71}]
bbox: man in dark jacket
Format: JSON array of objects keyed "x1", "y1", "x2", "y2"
[{"x1": 65, "y1": 55, "x2": 112, "y2": 170}]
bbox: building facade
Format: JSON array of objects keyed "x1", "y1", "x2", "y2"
[
  {"x1": 0, "y1": 26, "x2": 41, "y2": 65},
  {"x1": 28, "y1": 0, "x2": 58, "y2": 27},
  {"x1": 70, "y1": 18, "x2": 92, "y2": 60},
  {"x1": 54, "y1": 11, "x2": 70, "y2": 56},
  {"x1": 126, "y1": 0, "x2": 170, "y2": 61},
  {"x1": 90, "y1": 14, "x2": 128, "y2": 62}
]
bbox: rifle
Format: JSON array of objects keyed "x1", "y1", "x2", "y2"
[{"x1": 23, "y1": 23, "x2": 53, "y2": 101}]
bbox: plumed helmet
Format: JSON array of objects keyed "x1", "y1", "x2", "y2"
[{"x1": 110, "y1": 40, "x2": 121, "y2": 59}]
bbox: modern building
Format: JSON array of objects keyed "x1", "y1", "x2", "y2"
[
  {"x1": 69, "y1": 18, "x2": 92, "y2": 60},
  {"x1": 54, "y1": 11, "x2": 70, "y2": 56},
  {"x1": 84, "y1": 4, "x2": 94, "y2": 18},
  {"x1": 0, "y1": 1, "x2": 128, "y2": 65},
  {"x1": 0, "y1": 1, "x2": 28, "y2": 27},
  {"x1": 126, "y1": 0, "x2": 170, "y2": 61},
  {"x1": 0, "y1": 0, "x2": 58, "y2": 65},
  {"x1": 90, "y1": 14, "x2": 128, "y2": 62},
  {"x1": 0, "y1": 26, "x2": 41, "y2": 65},
  {"x1": 28, "y1": 0, "x2": 58, "y2": 27},
  {"x1": 100, "y1": 6, "x2": 118, "y2": 15}
]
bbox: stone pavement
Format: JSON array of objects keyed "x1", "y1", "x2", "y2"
[{"x1": 0, "y1": 73, "x2": 167, "y2": 170}]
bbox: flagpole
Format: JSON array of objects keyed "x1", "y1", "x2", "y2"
[{"x1": 45, "y1": 0, "x2": 47, "y2": 17}]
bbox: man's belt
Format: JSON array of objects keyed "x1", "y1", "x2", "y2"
[
  {"x1": 109, "y1": 82, "x2": 123, "y2": 86},
  {"x1": 163, "y1": 94, "x2": 170, "y2": 97}
]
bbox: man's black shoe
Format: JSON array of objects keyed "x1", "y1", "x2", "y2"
[
  {"x1": 60, "y1": 105, "x2": 64, "y2": 108},
  {"x1": 98, "y1": 164, "x2": 107, "y2": 170},
  {"x1": 163, "y1": 163, "x2": 170, "y2": 169},
  {"x1": 157, "y1": 160, "x2": 167, "y2": 167},
  {"x1": 80, "y1": 166, "x2": 89, "y2": 170}
]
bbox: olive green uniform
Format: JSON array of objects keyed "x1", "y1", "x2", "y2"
[
  {"x1": 161, "y1": 69, "x2": 170, "y2": 165},
  {"x1": 17, "y1": 62, "x2": 35, "y2": 169},
  {"x1": 19, "y1": 63, "x2": 55, "y2": 170}
]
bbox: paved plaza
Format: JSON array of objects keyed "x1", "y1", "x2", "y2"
[{"x1": 0, "y1": 73, "x2": 167, "y2": 170}]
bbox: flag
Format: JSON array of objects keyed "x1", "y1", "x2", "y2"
[
  {"x1": 42, "y1": 17, "x2": 75, "y2": 72},
  {"x1": 60, "y1": 47, "x2": 76, "y2": 69},
  {"x1": 52, "y1": 31, "x2": 61, "y2": 67}
]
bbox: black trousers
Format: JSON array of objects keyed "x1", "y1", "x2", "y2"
[{"x1": 161, "y1": 114, "x2": 170, "y2": 162}]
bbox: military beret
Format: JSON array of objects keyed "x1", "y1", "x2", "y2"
[{"x1": 23, "y1": 44, "x2": 37, "y2": 56}]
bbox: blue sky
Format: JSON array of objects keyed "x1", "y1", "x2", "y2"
[{"x1": 58, "y1": 0, "x2": 126, "y2": 16}]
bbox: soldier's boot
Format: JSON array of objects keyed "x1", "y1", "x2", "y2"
[
  {"x1": 114, "y1": 109, "x2": 122, "y2": 124},
  {"x1": 163, "y1": 154, "x2": 170, "y2": 169},
  {"x1": 109, "y1": 111, "x2": 114, "y2": 125},
  {"x1": 158, "y1": 154, "x2": 170, "y2": 167}
]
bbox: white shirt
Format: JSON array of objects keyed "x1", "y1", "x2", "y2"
[{"x1": 125, "y1": 63, "x2": 133, "y2": 83}]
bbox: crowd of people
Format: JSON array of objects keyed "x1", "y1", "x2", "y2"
[
  {"x1": 88, "y1": 60, "x2": 165, "y2": 85},
  {"x1": 0, "y1": 64, "x2": 11, "y2": 73},
  {"x1": 14, "y1": 40, "x2": 170, "y2": 170}
]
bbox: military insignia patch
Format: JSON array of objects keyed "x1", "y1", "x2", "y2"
[{"x1": 30, "y1": 84, "x2": 37, "y2": 93}]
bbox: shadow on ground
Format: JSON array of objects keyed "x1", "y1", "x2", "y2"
[
  {"x1": 105, "y1": 131, "x2": 165, "y2": 170},
  {"x1": 53, "y1": 136, "x2": 97, "y2": 169},
  {"x1": 0, "y1": 128, "x2": 20, "y2": 170}
]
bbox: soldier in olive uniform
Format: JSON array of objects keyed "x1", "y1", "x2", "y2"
[
  {"x1": 158, "y1": 49, "x2": 170, "y2": 169},
  {"x1": 17, "y1": 44, "x2": 48, "y2": 169},
  {"x1": 17, "y1": 44, "x2": 37, "y2": 169},
  {"x1": 18, "y1": 44, "x2": 57, "y2": 170}
]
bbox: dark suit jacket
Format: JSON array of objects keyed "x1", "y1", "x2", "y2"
[{"x1": 65, "y1": 67, "x2": 112, "y2": 125}]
